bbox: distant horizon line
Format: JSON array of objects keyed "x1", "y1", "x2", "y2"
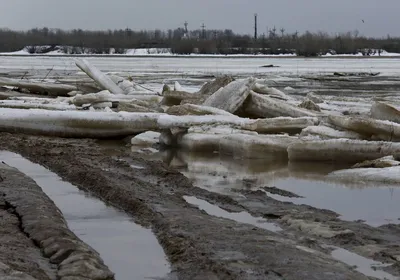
[{"x1": 0, "y1": 26, "x2": 397, "y2": 39}]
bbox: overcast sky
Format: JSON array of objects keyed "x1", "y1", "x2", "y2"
[{"x1": 1, "y1": 0, "x2": 398, "y2": 37}]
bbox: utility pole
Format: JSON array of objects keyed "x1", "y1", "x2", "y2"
[
  {"x1": 254, "y1": 13, "x2": 258, "y2": 40},
  {"x1": 201, "y1": 23, "x2": 206, "y2": 39}
]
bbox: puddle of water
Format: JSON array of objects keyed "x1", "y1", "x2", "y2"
[
  {"x1": 270, "y1": 178, "x2": 400, "y2": 226},
  {"x1": 331, "y1": 248, "x2": 398, "y2": 280},
  {"x1": 0, "y1": 151, "x2": 170, "y2": 280},
  {"x1": 183, "y1": 196, "x2": 281, "y2": 232},
  {"x1": 161, "y1": 151, "x2": 400, "y2": 227}
]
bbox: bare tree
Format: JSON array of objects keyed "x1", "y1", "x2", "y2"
[{"x1": 0, "y1": 26, "x2": 399, "y2": 56}]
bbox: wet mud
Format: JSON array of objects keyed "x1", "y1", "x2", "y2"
[
  {"x1": 0, "y1": 159, "x2": 114, "y2": 280},
  {"x1": 0, "y1": 133, "x2": 399, "y2": 279},
  {"x1": 0, "y1": 151, "x2": 170, "y2": 280}
]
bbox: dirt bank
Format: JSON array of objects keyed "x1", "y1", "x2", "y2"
[{"x1": 0, "y1": 133, "x2": 399, "y2": 279}]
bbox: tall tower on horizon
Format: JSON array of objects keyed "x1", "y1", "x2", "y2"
[
  {"x1": 254, "y1": 13, "x2": 258, "y2": 40},
  {"x1": 201, "y1": 23, "x2": 206, "y2": 39}
]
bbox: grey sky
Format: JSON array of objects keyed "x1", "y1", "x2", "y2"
[{"x1": 1, "y1": 0, "x2": 398, "y2": 37}]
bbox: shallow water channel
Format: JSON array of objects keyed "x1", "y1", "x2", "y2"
[
  {"x1": 136, "y1": 148, "x2": 400, "y2": 227},
  {"x1": 132, "y1": 148, "x2": 400, "y2": 279},
  {"x1": 0, "y1": 151, "x2": 170, "y2": 280},
  {"x1": 136, "y1": 148, "x2": 400, "y2": 279},
  {"x1": 183, "y1": 195, "x2": 282, "y2": 232},
  {"x1": 171, "y1": 151, "x2": 400, "y2": 227}
]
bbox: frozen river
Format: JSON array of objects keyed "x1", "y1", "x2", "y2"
[
  {"x1": 1, "y1": 54, "x2": 400, "y2": 228},
  {"x1": 1, "y1": 56, "x2": 400, "y2": 77}
]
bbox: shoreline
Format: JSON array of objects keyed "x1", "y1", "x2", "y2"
[{"x1": 1, "y1": 53, "x2": 400, "y2": 59}]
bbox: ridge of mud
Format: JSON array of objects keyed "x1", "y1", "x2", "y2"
[
  {"x1": 0, "y1": 133, "x2": 379, "y2": 280},
  {"x1": 0, "y1": 161, "x2": 114, "y2": 280},
  {"x1": 0, "y1": 194, "x2": 54, "y2": 279}
]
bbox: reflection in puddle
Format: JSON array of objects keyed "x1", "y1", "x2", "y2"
[
  {"x1": 140, "y1": 149, "x2": 400, "y2": 227},
  {"x1": 0, "y1": 151, "x2": 170, "y2": 280},
  {"x1": 270, "y1": 178, "x2": 400, "y2": 226},
  {"x1": 183, "y1": 196, "x2": 282, "y2": 232},
  {"x1": 331, "y1": 248, "x2": 397, "y2": 280}
]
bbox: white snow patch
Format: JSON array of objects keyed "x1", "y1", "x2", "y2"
[{"x1": 125, "y1": 48, "x2": 172, "y2": 56}]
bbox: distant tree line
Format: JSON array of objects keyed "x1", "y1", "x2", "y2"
[{"x1": 0, "y1": 27, "x2": 400, "y2": 56}]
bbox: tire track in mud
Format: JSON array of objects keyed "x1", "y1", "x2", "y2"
[
  {"x1": 0, "y1": 133, "x2": 385, "y2": 280},
  {"x1": 0, "y1": 160, "x2": 114, "y2": 280}
]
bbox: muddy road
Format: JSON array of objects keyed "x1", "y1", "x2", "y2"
[
  {"x1": 0, "y1": 133, "x2": 399, "y2": 279},
  {"x1": 0, "y1": 156, "x2": 114, "y2": 280}
]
